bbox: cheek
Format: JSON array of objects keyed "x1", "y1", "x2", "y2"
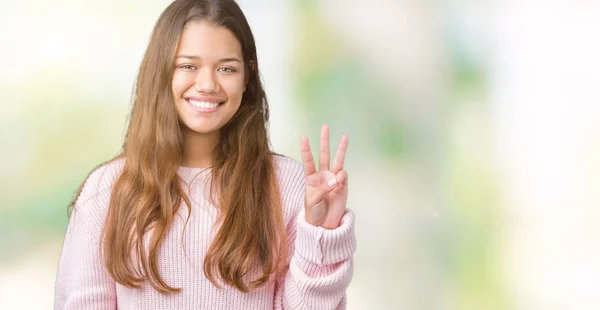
[
  {"x1": 171, "y1": 73, "x2": 191, "y2": 97},
  {"x1": 222, "y1": 77, "x2": 246, "y2": 100}
]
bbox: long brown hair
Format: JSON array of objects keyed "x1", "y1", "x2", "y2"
[{"x1": 70, "y1": 0, "x2": 287, "y2": 293}]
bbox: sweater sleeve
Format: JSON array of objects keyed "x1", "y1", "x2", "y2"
[
  {"x1": 274, "y1": 158, "x2": 357, "y2": 310},
  {"x1": 54, "y1": 165, "x2": 118, "y2": 310}
]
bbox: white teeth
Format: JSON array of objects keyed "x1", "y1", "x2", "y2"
[{"x1": 189, "y1": 100, "x2": 220, "y2": 109}]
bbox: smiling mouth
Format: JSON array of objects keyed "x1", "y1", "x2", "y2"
[
  {"x1": 188, "y1": 99, "x2": 224, "y2": 108},
  {"x1": 186, "y1": 99, "x2": 225, "y2": 113}
]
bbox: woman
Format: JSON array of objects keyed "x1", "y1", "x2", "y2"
[{"x1": 54, "y1": 0, "x2": 355, "y2": 309}]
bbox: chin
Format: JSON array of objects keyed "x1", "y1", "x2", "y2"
[{"x1": 185, "y1": 125, "x2": 222, "y2": 135}]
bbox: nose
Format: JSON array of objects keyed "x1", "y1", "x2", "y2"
[{"x1": 194, "y1": 68, "x2": 220, "y2": 93}]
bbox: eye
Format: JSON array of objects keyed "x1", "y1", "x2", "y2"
[
  {"x1": 217, "y1": 67, "x2": 236, "y2": 73},
  {"x1": 179, "y1": 64, "x2": 197, "y2": 71}
]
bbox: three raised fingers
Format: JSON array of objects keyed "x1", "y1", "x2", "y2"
[{"x1": 301, "y1": 125, "x2": 348, "y2": 177}]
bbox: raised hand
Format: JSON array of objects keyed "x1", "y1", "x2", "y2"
[{"x1": 300, "y1": 124, "x2": 349, "y2": 229}]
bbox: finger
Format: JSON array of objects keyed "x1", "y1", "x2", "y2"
[
  {"x1": 331, "y1": 134, "x2": 349, "y2": 173},
  {"x1": 319, "y1": 124, "x2": 330, "y2": 171},
  {"x1": 306, "y1": 175, "x2": 339, "y2": 207},
  {"x1": 335, "y1": 169, "x2": 348, "y2": 186},
  {"x1": 300, "y1": 136, "x2": 316, "y2": 176}
]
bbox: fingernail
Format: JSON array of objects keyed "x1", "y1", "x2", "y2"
[{"x1": 328, "y1": 178, "x2": 337, "y2": 187}]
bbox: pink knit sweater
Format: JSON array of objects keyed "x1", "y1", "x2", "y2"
[{"x1": 54, "y1": 155, "x2": 356, "y2": 309}]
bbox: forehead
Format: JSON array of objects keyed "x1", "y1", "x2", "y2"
[{"x1": 176, "y1": 20, "x2": 242, "y2": 58}]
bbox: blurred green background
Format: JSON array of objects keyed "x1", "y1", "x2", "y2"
[{"x1": 1, "y1": 1, "x2": 599, "y2": 309}]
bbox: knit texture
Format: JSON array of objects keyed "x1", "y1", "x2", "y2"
[{"x1": 54, "y1": 155, "x2": 356, "y2": 309}]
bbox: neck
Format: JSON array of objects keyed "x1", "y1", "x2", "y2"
[{"x1": 181, "y1": 128, "x2": 220, "y2": 168}]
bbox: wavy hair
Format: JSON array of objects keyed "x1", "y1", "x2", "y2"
[{"x1": 70, "y1": 0, "x2": 286, "y2": 293}]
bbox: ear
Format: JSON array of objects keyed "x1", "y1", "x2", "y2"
[{"x1": 244, "y1": 60, "x2": 255, "y2": 91}]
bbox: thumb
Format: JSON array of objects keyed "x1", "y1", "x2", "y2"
[{"x1": 305, "y1": 176, "x2": 339, "y2": 207}]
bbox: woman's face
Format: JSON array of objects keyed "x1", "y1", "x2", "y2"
[{"x1": 172, "y1": 20, "x2": 246, "y2": 138}]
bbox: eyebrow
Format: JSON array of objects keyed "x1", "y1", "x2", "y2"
[{"x1": 175, "y1": 55, "x2": 242, "y2": 63}]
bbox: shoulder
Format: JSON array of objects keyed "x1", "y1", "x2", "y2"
[
  {"x1": 273, "y1": 154, "x2": 304, "y2": 184},
  {"x1": 72, "y1": 158, "x2": 125, "y2": 223},
  {"x1": 272, "y1": 154, "x2": 305, "y2": 222}
]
